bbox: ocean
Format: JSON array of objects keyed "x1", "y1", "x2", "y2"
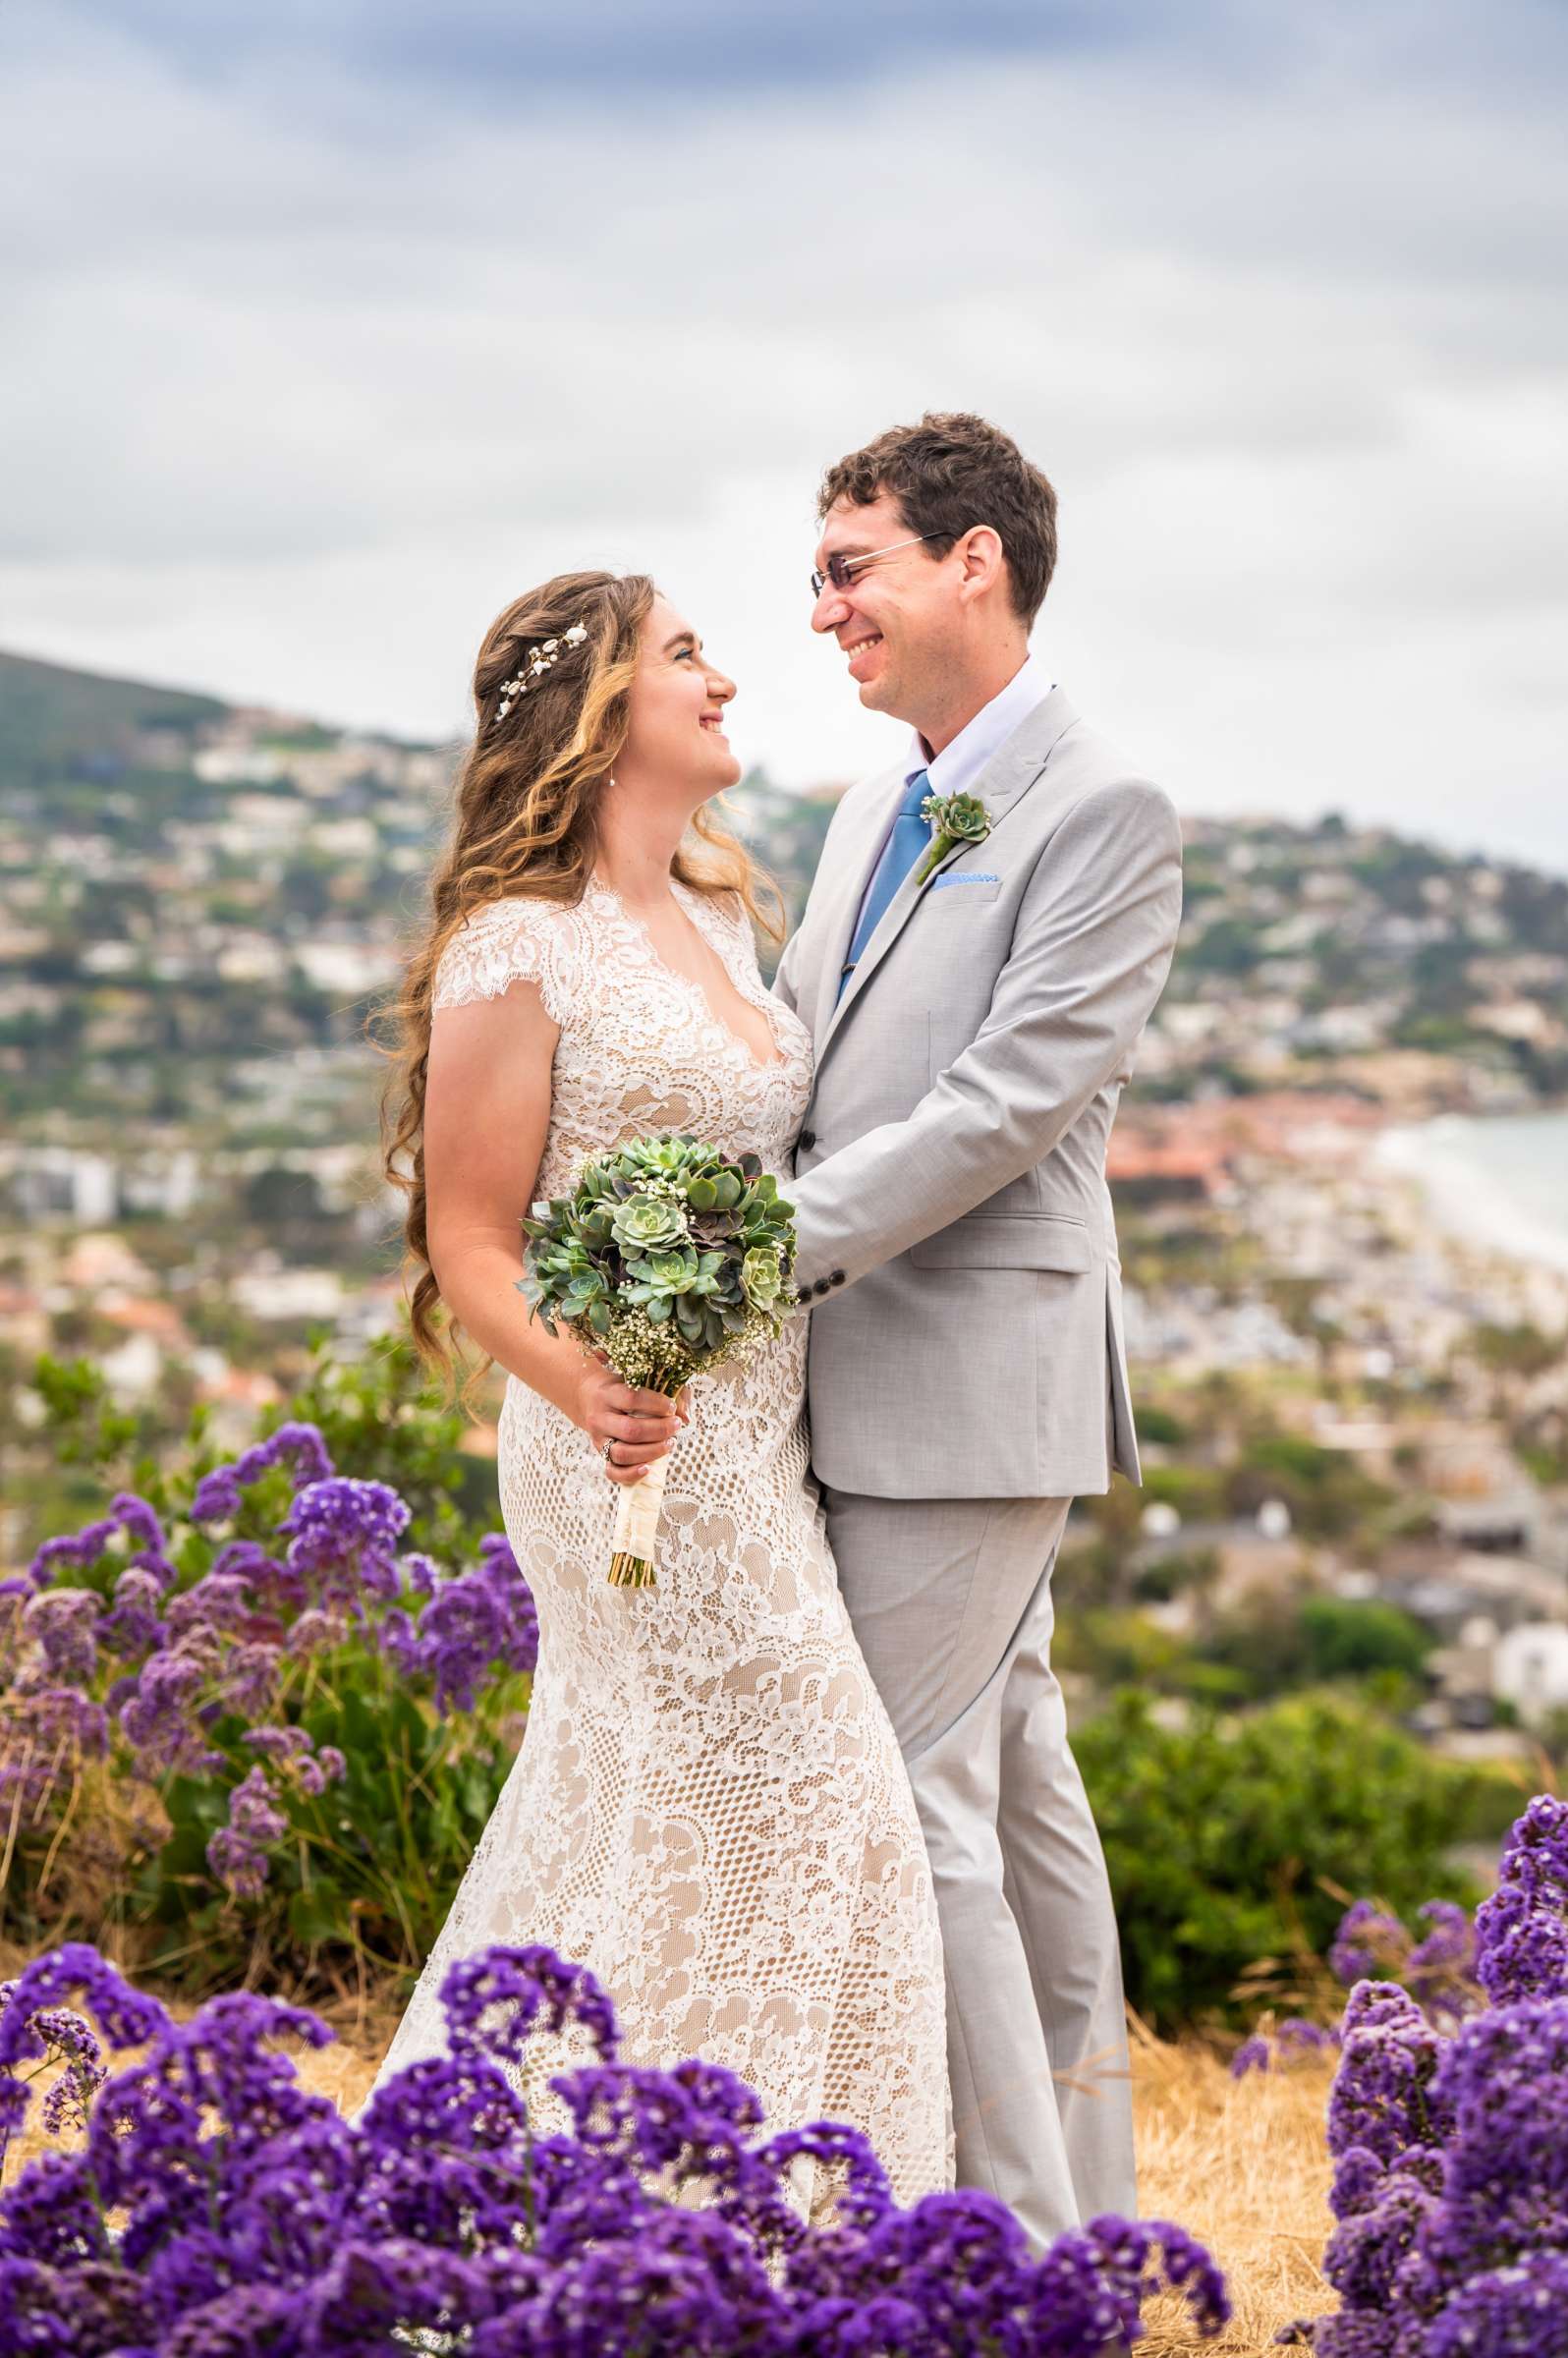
[{"x1": 1374, "y1": 1109, "x2": 1568, "y2": 1276}]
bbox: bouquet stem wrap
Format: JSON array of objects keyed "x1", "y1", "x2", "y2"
[
  {"x1": 520, "y1": 1135, "x2": 797, "y2": 1591},
  {"x1": 608, "y1": 1441, "x2": 672, "y2": 1589}
]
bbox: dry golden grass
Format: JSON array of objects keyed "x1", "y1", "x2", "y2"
[
  {"x1": 1131, "y1": 2023, "x2": 1334, "y2": 2353},
  {"x1": 1, "y1": 1962, "x2": 1334, "y2": 2356}
]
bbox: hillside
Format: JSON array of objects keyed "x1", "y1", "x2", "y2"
[
  {"x1": 2, "y1": 647, "x2": 1564, "y2": 1156},
  {"x1": 0, "y1": 647, "x2": 229, "y2": 774}
]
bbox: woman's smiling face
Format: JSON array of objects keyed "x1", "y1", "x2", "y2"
[{"x1": 619, "y1": 594, "x2": 741, "y2": 796}]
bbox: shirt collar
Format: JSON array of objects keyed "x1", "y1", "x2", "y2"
[{"x1": 903, "y1": 650, "x2": 1053, "y2": 803}]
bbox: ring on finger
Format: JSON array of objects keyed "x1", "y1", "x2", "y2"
[{"x1": 602, "y1": 1438, "x2": 617, "y2": 1467}]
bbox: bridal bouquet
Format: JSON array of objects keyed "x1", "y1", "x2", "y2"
[{"x1": 520, "y1": 1134, "x2": 797, "y2": 1588}]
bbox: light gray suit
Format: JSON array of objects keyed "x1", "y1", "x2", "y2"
[{"x1": 774, "y1": 685, "x2": 1182, "y2": 2240}]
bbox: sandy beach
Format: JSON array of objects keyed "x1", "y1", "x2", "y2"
[{"x1": 1373, "y1": 1108, "x2": 1568, "y2": 1280}]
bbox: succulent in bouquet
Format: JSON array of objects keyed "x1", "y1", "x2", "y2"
[{"x1": 520, "y1": 1134, "x2": 797, "y2": 1586}]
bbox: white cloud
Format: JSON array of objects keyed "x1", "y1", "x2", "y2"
[{"x1": 3, "y1": 5, "x2": 1565, "y2": 869}]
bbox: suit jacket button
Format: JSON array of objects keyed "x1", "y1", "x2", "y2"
[
  {"x1": 799, "y1": 1128, "x2": 816, "y2": 1151},
  {"x1": 829, "y1": 1269, "x2": 845, "y2": 1285},
  {"x1": 813, "y1": 1277, "x2": 830, "y2": 1297}
]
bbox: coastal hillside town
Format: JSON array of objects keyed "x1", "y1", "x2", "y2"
[{"x1": 2, "y1": 646, "x2": 1566, "y2": 1757}]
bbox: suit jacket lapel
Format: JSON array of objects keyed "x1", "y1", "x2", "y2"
[
  {"x1": 815, "y1": 687, "x2": 1081, "y2": 1061},
  {"x1": 808, "y1": 767, "x2": 904, "y2": 1044}
]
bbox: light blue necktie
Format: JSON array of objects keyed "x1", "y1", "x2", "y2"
[{"x1": 837, "y1": 768, "x2": 930, "y2": 1003}]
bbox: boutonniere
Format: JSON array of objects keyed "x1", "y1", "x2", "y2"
[{"x1": 915, "y1": 791, "x2": 992, "y2": 886}]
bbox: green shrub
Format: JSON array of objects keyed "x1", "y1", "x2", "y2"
[{"x1": 1077, "y1": 1691, "x2": 1481, "y2": 2029}]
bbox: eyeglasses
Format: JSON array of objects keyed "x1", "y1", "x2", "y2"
[{"x1": 811, "y1": 532, "x2": 946, "y2": 598}]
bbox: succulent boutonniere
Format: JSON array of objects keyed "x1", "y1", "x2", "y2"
[{"x1": 915, "y1": 790, "x2": 992, "y2": 886}]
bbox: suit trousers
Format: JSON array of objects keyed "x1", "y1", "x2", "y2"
[{"x1": 822, "y1": 1487, "x2": 1135, "y2": 2245}]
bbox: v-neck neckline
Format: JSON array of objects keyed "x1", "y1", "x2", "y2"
[{"x1": 590, "y1": 876, "x2": 786, "y2": 1074}]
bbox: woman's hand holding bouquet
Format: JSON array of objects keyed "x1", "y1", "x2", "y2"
[{"x1": 520, "y1": 1134, "x2": 797, "y2": 1587}]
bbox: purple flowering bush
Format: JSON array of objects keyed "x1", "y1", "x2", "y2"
[
  {"x1": 0, "y1": 1937, "x2": 1228, "y2": 2358},
  {"x1": 1, "y1": 1421, "x2": 536, "y2": 1994},
  {"x1": 1287, "y1": 1794, "x2": 1568, "y2": 2353},
  {"x1": 1233, "y1": 1897, "x2": 1483, "y2": 2081},
  {"x1": 1327, "y1": 1897, "x2": 1480, "y2": 2035}
]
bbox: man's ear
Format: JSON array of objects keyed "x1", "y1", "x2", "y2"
[{"x1": 955, "y1": 526, "x2": 1006, "y2": 602}]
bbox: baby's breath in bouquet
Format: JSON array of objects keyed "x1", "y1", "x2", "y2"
[{"x1": 519, "y1": 1134, "x2": 797, "y2": 1588}]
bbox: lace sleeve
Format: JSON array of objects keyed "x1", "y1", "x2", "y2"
[{"x1": 431, "y1": 895, "x2": 581, "y2": 1026}]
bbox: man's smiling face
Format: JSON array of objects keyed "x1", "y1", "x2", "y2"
[{"x1": 810, "y1": 490, "x2": 958, "y2": 724}]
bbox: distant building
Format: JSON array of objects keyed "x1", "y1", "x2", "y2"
[
  {"x1": 9, "y1": 1147, "x2": 118, "y2": 1225},
  {"x1": 1493, "y1": 1623, "x2": 1568, "y2": 1725}
]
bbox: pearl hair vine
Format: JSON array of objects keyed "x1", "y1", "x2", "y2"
[{"x1": 494, "y1": 621, "x2": 590, "y2": 723}]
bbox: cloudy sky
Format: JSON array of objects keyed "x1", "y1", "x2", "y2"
[{"x1": 5, "y1": 1, "x2": 1566, "y2": 870}]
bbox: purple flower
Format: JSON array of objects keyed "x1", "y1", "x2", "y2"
[
  {"x1": 413, "y1": 1572, "x2": 512, "y2": 1712},
  {"x1": 295, "y1": 1746, "x2": 346, "y2": 1798},
  {"x1": 211, "y1": 1536, "x2": 304, "y2": 1613},
  {"x1": 440, "y1": 1943, "x2": 621, "y2": 2072},
  {"x1": 119, "y1": 1642, "x2": 223, "y2": 1778},
  {"x1": 22, "y1": 1588, "x2": 102, "y2": 1685},
  {"x1": 1331, "y1": 1898, "x2": 1411, "y2": 1990},
  {"x1": 165, "y1": 1569, "x2": 271, "y2": 1642},
  {"x1": 1326, "y1": 1981, "x2": 1449, "y2": 2169},
  {"x1": 190, "y1": 1421, "x2": 335, "y2": 1528},
  {"x1": 240, "y1": 1723, "x2": 312, "y2": 1761},
  {"x1": 1235, "y1": 2017, "x2": 1342, "y2": 2078},
  {"x1": 26, "y1": 1493, "x2": 169, "y2": 1592},
  {"x1": 1427, "y1": 2251, "x2": 1568, "y2": 2356},
  {"x1": 0, "y1": 1985, "x2": 107, "y2": 2146},
  {"x1": 0, "y1": 1943, "x2": 166, "y2": 2161},
  {"x1": 1475, "y1": 1794, "x2": 1568, "y2": 2007},
  {"x1": 111, "y1": 1493, "x2": 166, "y2": 1555},
  {"x1": 221, "y1": 1639, "x2": 284, "y2": 1718},
  {"x1": 229, "y1": 1765, "x2": 287, "y2": 1843},
  {"x1": 279, "y1": 1476, "x2": 410, "y2": 1606},
  {"x1": 1302, "y1": 1796, "x2": 1568, "y2": 2355},
  {"x1": 0, "y1": 1579, "x2": 30, "y2": 1650},
  {"x1": 240, "y1": 1724, "x2": 346, "y2": 1801},
  {"x1": 0, "y1": 1687, "x2": 110, "y2": 1818},
  {"x1": 205, "y1": 1766, "x2": 291, "y2": 1899},
  {"x1": 28, "y1": 1516, "x2": 122, "y2": 1588},
  {"x1": 401, "y1": 1551, "x2": 439, "y2": 1597},
  {"x1": 379, "y1": 1540, "x2": 538, "y2": 1709},
  {"x1": 99, "y1": 1564, "x2": 169, "y2": 1659},
  {"x1": 205, "y1": 1826, "x2": 270, "y2": 1899},
  {"x1": 1278, "y1": 2017, "x2": 1339, "y2": 2055},
  {"x1": 1, "y1": 1938, "x2": 1229, "y2": 2355},
  {"x1": 285, "y1": 1604, "x2": 349, "y2": 1659}
]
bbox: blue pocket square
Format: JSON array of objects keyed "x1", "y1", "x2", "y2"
[{"x1": 931, "y1": 870, "x2": 1000, "y2": 890}]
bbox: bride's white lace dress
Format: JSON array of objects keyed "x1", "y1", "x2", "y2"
[{"x1": 370, "y1": 876, "x2": 950, "y2": 2208}]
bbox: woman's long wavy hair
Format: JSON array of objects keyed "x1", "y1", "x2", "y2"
[{"x1": 378, "y1": 568, "x2": 783, "y2": 1391}]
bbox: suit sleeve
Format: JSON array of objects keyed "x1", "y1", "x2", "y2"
[
  {"x1": 771, "y1": 923, "x2": 804, "y2": 1017},
  {"x1": 788, "y1": 778, "x2": 1183, "y2": 1293}
]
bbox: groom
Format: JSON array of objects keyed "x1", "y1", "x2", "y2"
[{"x1": 776, "y1": 413, "x2": 1182, "y2": 2243}]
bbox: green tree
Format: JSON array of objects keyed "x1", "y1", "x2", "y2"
[{"x1": 1297, "y1": 1596, "x2": 1429, "y2": 1684}]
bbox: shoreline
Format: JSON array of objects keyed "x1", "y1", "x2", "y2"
[{"x1": 1372, "y1": 1107, "x2": 1568, "y2": 1281}]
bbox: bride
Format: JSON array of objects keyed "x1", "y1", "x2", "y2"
[{"x1": 371, "y1": 568, "x2": 949, "y2": 2208}]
